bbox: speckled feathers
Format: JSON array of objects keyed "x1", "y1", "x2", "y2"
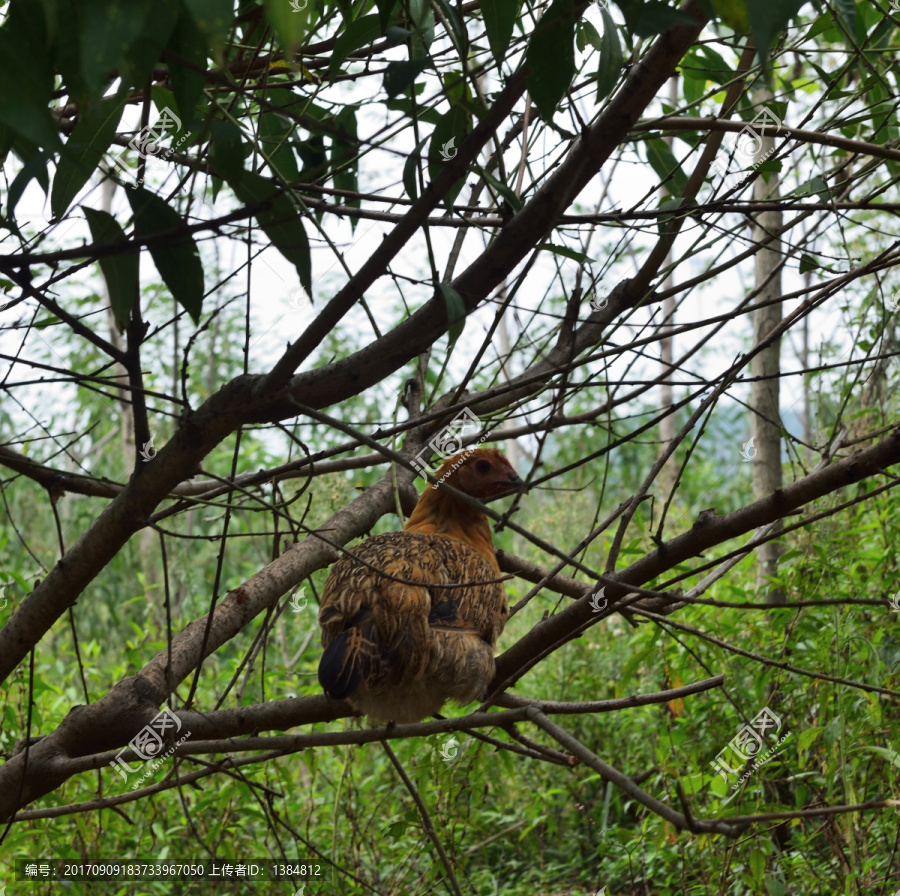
[{"x1": 317, "y1": 449, "x2": 522, "y2": 723}]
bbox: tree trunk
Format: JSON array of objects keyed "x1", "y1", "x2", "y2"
[
  {"x1": 658, "y1": 77, "x2": 678, "y2": 497},
  {"x1": 749, "y1": 89, "x2": 785, "y2": 604}
]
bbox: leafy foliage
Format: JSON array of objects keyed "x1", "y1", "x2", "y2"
[{"x1": 2, "y1": 0, "x2": 900, "y2": 893}]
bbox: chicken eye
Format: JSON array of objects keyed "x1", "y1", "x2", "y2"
[{"x1": 476, "y1": 460, "x2": 491, "y2": 473}]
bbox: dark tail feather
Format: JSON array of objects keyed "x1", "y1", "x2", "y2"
[
  {"x1": 319, "y1": 613, "x2": 421, "y2": 697},
  {"x1": 318, "y1": 630, "x2": 363, "y2": 699},
  {"x1": 319, "y1": 612, "x2": 383, "y2": 699}
]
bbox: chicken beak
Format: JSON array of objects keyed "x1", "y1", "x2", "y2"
[{"x1": 492, "y1": 473, "x2": 524, "y2": 497}]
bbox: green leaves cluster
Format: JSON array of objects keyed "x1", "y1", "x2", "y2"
[
  {"x1": 0, "y1": 0, "x2": 339, "y2": 328},
  {"x1": 0, "y1": 0, "x2": 812, "y2": 337}
]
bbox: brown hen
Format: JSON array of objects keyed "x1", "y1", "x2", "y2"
[{"x1": 317, "y1": 448, "x2": 522, "y2": 724}]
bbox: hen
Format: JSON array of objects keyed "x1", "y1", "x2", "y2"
[{"x1": 317, "y1": 448, "x2": 522, "y2": 724}]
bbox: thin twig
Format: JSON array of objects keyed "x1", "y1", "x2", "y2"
[{"x1": 381, "y1": 741, "x2": 463, "y2": 896}]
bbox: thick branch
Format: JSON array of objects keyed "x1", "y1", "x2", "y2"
[{"x1": 0, "y1": 458, "x2": 409, "y2": 819}]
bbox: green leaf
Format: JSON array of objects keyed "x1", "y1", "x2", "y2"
[
  {"x1": 656, "y1": 196, "x2": 682, "y2": 233},
  {"x1": 53, "y1": 3, "x2": 88, "y2": 105},
  {"x1": 796, "y1": 725, "x2": 822, "y2": 754},
  {"x1": 184, "y1": 0, "x2": 234, "y2": 63},
  {"x1": 332, "y1": 107, "x2": 360, "y2": 218},
  {"x1": 480, "y1": 167, "x2": 522, "y2": 211},
  {"x1": 402, "y1": 137, "x2": 429, "y2": 200},
  {"x1": 124, "y1": 185, "x2": 205, "y2": 324},
  {"x1": 634, "y1": 2, "x2": 702, "y2": 37},
  {"x1": 524, "y1": 0, "x2": 576, "y2": 119},
  {"x1": 375, "y1": 0, "x2": 399, "y2": 31},
  {"x1": 764, "y1": 99, "x2": 788, "y2": 126},
  {"x1": 264, "y1": 0, "x2": 308, "y2": 59},
  {"x1": 805, "y1": 175, "x2": 830, "y2": 198},
  {"x1": 441, "y1": 72, "x2": 474, "y2": 104},
  {"x1": 748, "y1": 0, "x2": 805, "y2": 67},
  {"x1": 78, "y1": 0, "x2": 154, "y2": 95},
  {"x1": 330, "y1": 14, "x2": 385, "y2": 79},
  {"x1": 386, "y1": 24, "x2": 412, "y2": 43},
  {"x1": 748, "y1": 849, "x2": 766, "y2": 883},
  {"x1": 83, "y1": 208, "x2": 139, "y2": 332},
  {"x1": 482, "y1": 0, "x2": 518, "y2": 66},
  {"x1": 384, "y1": 58, "x2": 430, "y2": 97},
  {"x1": 618, "y1": 644, "x2": 655, "y2": 688},
  {"x1": 386, "y1": 96, "x2": 441, "y2": 124},
  {"x1": 679, "y1": 46, "x2": 728, "y2": 103},
  {"x1": 432, "y1": 0, "x2": 465, "y2": 52},
  {"x1": 681, "y1": 72, "x2": 703, "y2": 108},
  {"x1": 798, "y1": 254, "x2": 817, "y2": 275},
  {"x1": 832, "y1": 0, "x2": 855, "y2": 37},
  {"x1": 52, "y1": 95, "x2": 126, "y2": 218},
  {"x1": 407, "y1": 0, "x2": 435, "y2": 57},
  {"x1": 168, "y1": 8, "x2": 209, "y2": 128},
  {"x1": 707, "y1": 771, "x2": 728, "y2": 798},
  {"x1": 577, "y1": 20, "x2": 602, "y2": 52},
  {"x1": 230, "y1": 172, "x2": 311, "y2": 295},
  {"x1": 693, "y1": 45, "x2": 731, "y2": 84},
  {"x1": 712, "y1": 0, "x2": 748, "y2": 31},
  {"x1": 438, "y1": 283, "x2": 466, "y2": 345},
  {"x1": 0, "y1": 4, "x2": 61, "y2": 151},
  {"x1": 151, "y1": 86, "x2": 180, "y2": 125},
  {"x1": 209, "y1": 119, "x2": 246, "y2": 182},
  {"x1": 645, "y1": 137, "x2": 688, "y2": 197},
  {"x1": 858, "y1": 745, "x2": 900, "y2": 770},
  {"x1": 382, "y1": 820, "x2": 409, "y2": 839},
  {"x1": 121, "y1": 0, "x2": 180, "y2": 88},
  {"x1": 259, "y1": 113, "x2": 300, "y2": 182},
  {"x1": 36, "y1": 0, "x2": 59, "y2": 43},
  {"x1": 754, "y1": 159, "x2": 782, "y2": 176},
  {"x1": 428, "y1": 106, "x2": 469, "y2": 210},
  {"x1": 805, "y1": 12, "x2": 833, "y2": 41},
  {"x1": 595, "y1": 7, "x2": 623, "y2": 102},
  {"x1": 297, "y1": 134, "x2": 328, "y2": 183},
  {"x1": 540, "y1": 242, "x2": 590, "y2": 263}
]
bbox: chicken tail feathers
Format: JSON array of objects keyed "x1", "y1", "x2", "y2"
[
  {"x1": 319, "y1": 610, "x2": 384, "y2": 700},
  {"x1": 318, "y1": 629, "x2": 364, "y2": 699}
]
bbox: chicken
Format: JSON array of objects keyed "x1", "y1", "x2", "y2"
[{"x1": 317, "y1": 448, "x2": 522, "y2": 724}]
